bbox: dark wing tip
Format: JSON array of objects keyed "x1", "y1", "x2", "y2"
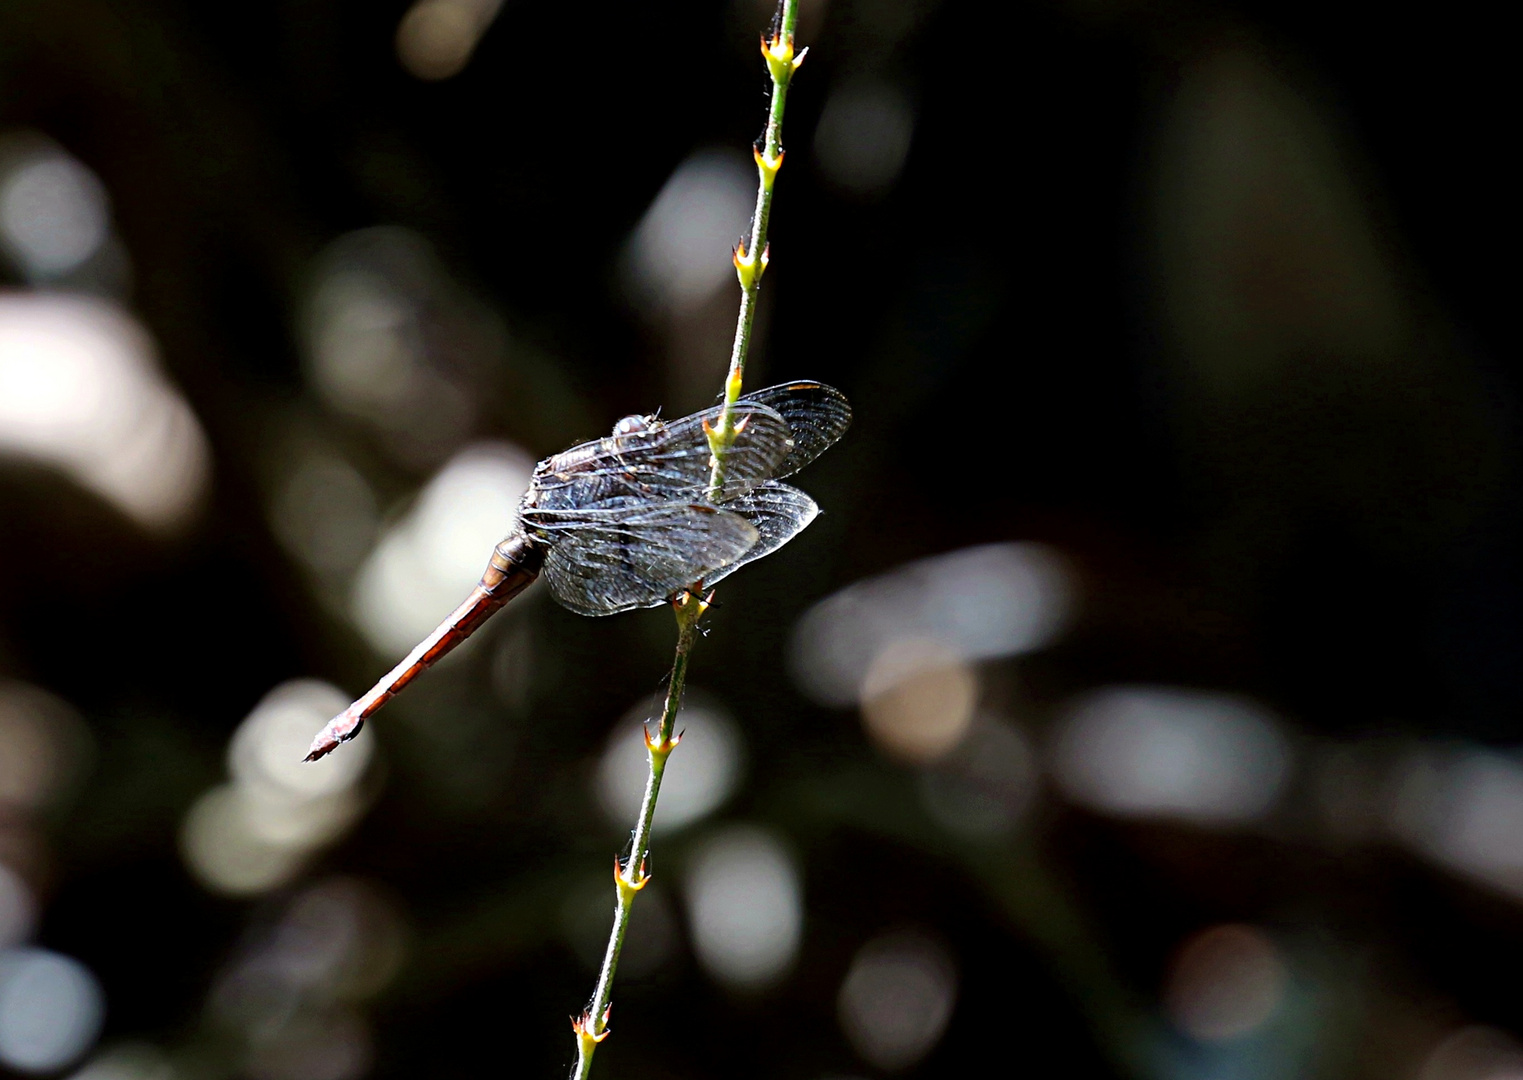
[{"x1": 736, "y1": 381, "x2": 852, "y2": 478}]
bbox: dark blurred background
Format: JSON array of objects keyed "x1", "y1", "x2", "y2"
[{"x1": 0, "y1": 0, "x2": 1518, "y2": 1077}]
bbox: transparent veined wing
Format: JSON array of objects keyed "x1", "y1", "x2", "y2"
[
  {"x1": 731, "y1": 381, "x2": 851, "y2": 479},
  {"x1": 701, "y1": 481, "x2": 820, "y2": 588},
  {"x1": 539, "y1": 502, "x2": 760, "y2": 616},
  {"x1": 529, "y1": 402, "x2": 793, "y2": 512}
]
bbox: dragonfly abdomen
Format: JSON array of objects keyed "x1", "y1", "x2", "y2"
[{"x1": 304, "y1": 532, "x2": 546, "y2": 761}]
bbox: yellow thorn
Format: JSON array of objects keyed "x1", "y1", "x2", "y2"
[
  {"x1": 617, "y1": 854, "x2": 651, "y2": 891},
  {"x1": 644, "y1": 723, "x2": 669, "y2": 753},
  {"x1": 572, "y1": 1011, "x2": 612, "y2": 1043},
  {"x1": 643, "y1": 718, "x2": 682, "y2": 756},
  {"x1": 754, "y1": 146, "x2": 785, "y2": 174}
]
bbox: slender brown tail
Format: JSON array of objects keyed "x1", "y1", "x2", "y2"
[{"x1": 305, "y1": 534, "x2": 546, "y2": 760}]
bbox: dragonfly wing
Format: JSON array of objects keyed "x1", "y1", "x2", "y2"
[
  {"x1": 541, "y1": 502, "x2": 760, "y2": 616},
  {"x1": 733, "y1": 381, "x2": 852, "y2": 478},
  {"x1": 529, "y1": 401, "x2": 793, "y2": 510},
  {"x1": 702, "y1": 481, "x2": 820, "y2": 588},
  {"x1": 632, "y1": 401, "x2": 793, "y2": 502}
]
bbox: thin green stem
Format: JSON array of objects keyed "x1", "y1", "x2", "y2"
[
  {"x1": 707, "y1": 0, "x2": 805, "y2": 501},
  {"x1": 572, "y1": 5, "x2": 805, "y2": 1073},
  {"x1": 570, "y1": 592, "x2": 705, "y2": 1079}
]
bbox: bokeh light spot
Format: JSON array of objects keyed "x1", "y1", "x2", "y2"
[
  {"x1": 0, "y1": 294, "x2": 210, "y2": 532},
  {"x1": 396, "y1": 0, "x2": 503, "y2": 81},
  {"x1": 270, "y1": 449, "x2": 380, "y2": 580},
  {"x1": 303, "y1": 228, "x2": 485, "y2": 467},
  {"x1": 1390, "y1": 747, "x2": 1523, "y2": 902},
  {"x1": 230, "y1": 681, "x2": 370, "y2": 802},
  {"x1": 0, "y1": 680, "x2": 92, "y2": 813},
  {"x1": 622, "y1": 150, "x2": 755, "y2": 315},
  {"x1": 790, "y1": 543, "x2": 1075, "y2": 708},
  {"x1": 0, "y1": 142, "x2": 109, "y2": 280},
  {"x1": 814, "y1": 81, "x2": 914, "y2": 197},
  {"x1": 684, "y1": 825, "x2": 801, "y2": 989},
  {"x1": 1164, "y1": 924, "x2": 1288, "y2": 1043},
  {"x1": 350, "y1": 443, "x2": 533, "y2": 655},
  {"x1": 181, "y1": 785, "x2": 311, "y2": 897},
  {"x1": 837, "y1": 930, "x2": 957, "y2": 1071},
  {"x1": 1419, "y1": 1027, "x2": 1523, "y2": 1080},
  {"x1": 181, "y1": 681, "x2": 371, "y2": 897},
  {"x1": 0, "y1": 947, "x2": 105, "y2": 1074},
  {"x1": 1050, "y1": 686, "x2": 1290, "y2": 825},
  {"x1": 858, "y1": 638, "x2": 977, "y2": 764},
  {"x1": 597, "y1": 692, "x2": 744, "y2": 834}
]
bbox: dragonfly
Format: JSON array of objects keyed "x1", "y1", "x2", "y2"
[{"x1": 305, "y1": 380, "x2": 851, "y2": 760}]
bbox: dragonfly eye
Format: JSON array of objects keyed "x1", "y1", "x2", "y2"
[{"x1": 612, "y1": 414, "x2": 654, "y2": 436}]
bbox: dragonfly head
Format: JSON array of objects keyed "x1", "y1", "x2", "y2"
[{"x1": 612, "y1": 413, "x2": 659, "y2": 437}]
